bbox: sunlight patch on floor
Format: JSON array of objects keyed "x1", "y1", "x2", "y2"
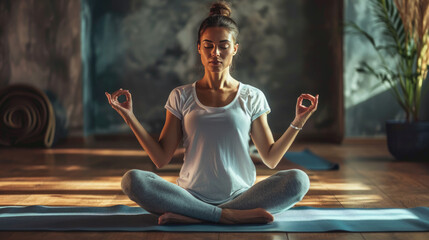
[
  {"x1": 311, "y1": 182, "x2": 372, "y2": 191},
  {"x1": 34, "y1": 148, "x2": 185, "y2": 157}
]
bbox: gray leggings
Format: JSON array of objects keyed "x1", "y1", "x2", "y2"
[{"x1": 121, "y1": 169, "x2": 310, "y2": 223}]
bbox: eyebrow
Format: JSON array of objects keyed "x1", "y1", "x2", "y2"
[{"x1": 202, "y1": 40, "x2": 230, "y2": 43}]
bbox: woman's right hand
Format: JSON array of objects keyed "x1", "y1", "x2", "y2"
[{"x1": 105, "y1": 88, "x2": 134, "y2": 121}]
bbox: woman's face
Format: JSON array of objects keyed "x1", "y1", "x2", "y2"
[{"x1": 198, "y1": 27, "x2": 238, "y2": 74}]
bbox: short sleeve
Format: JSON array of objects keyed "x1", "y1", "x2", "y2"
[
  {"x1": 164, "y1": 88, "x2": 183, "y2": 120},
  {"x1": 251, "y1": 89, "x2": 271, "y2": 122}
]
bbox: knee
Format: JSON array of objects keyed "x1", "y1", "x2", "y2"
[
  {"x1": 121, "y1": 169, "x2": 153, "y2": 196},
  {"x1": 294, "y1": 169, "x2": 310, "y2": 194},
  {"x1": 121, "y1": 169, "x2": 138, "y2": 195},
  {"x1": 279, "y1": 169, "x2": 310, "y2": 199}
]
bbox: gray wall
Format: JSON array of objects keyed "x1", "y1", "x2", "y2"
[
  {"x1": 5, "y1": 0, "x2": 419, "y2": 139},
  {"x1": 0, "y1": 0, "x2": 83, "y2": 135},
  {"x1": 82, "y1": 0, "x2": 343, "y2": 142}
]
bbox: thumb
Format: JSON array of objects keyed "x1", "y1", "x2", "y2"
[{"x1": 105, "y1": 92, "x2": 112, "y2": 102}]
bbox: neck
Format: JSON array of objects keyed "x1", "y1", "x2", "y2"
[{"x1": 200, "y1": 69, "x2": 233, "y2": 90}]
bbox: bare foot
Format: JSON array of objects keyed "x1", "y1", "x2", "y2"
[
  {"x1": 220, "y1": 208, "x2": 274, "y2": 224},
  {"x1": 158, "y1": 212, "x2": 204, "y2": 225}
]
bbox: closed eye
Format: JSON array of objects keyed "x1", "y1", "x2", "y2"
[
  {"x1": 202, "y1": 42, "x2": 230, "y2": 49},
  {"x1": 219, "y1": 44, "x2": 229, "y2": 49},
  {"x1": 203, "y1": 43, "x2": 214, "y2": 49}
]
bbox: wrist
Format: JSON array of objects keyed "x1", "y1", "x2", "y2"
[
  {"x1": 290, "y1": 123, "x2": 302, "y2": 131},
  {"x1": 291, "y1": 118, "x2": 305, "y2": 129},
  {"x1": 123, "y1": 112, "x2": 136, "y2": 125}
]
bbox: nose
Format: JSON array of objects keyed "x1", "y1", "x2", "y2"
[{"x1": 211, "y1": 46, "x2": 220, "y2": 56}]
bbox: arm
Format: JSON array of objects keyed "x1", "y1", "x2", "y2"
[
  {"x1": 250, "y1": 93, "x2": 319, "y2": 169},
  {"x1": 105, "y1": 89, "x2": 182, "y2": 168}
]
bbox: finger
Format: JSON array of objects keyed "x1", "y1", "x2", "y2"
[
  {"x1": 297, "y1": 96, "x2": 305, "y2": 108},
  {"x1": 308, "y1": 94, "x2": 319, "y2": 111},
  {"x1": 113, "y1": 90, "x2": 131, "y2": 104},
  {"x1": 314, "y1": 94, "x2": 319, "y2": 110},
  {"x1": 105, "y1": 92, "x2": 112, "y2": 103},
  {"x1": 111, "y1": 89, "x2": 128, "y2": 98},
  {"x1": 109, "y1": 93, "x2": 121, "y2": 105},
  {"x1": 298, "y1": 94, "x2": 307, "y2": 101},
  {"x1": 308, "y1": 97, "x2": 319, "y2": 108},
  {"x1": 105, "y1": 93, "x2": 118, "y2": 109},
  {"x1": 124, "y1": 90, "x2": 132, "y2": 102},
  {"x1": 112, "y1": 90, "x2": 127, "y2": 102},
  {"x1": 297, "y1": 96, "x2": 303, "y2": 103},
  {"x1": 299, "y1": 95, "x2": 314, "y2": 108},
  {"x1": 301, "y1": 94, "x2": 316, "y2": 102},
  {"x1": 311, "y1": 94, "x2": 319, "y2": 104},
  {"x1": 301, "y1": 93, "x2": 315, "y2": 98}
]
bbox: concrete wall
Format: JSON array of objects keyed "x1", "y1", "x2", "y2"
[
  {"x1": 82, "y1": 0, "x2": 343, "y2": 142},
  {"x1": 4, "y1": 1, "x2": 405, "y2": 140},
  {"x1": 0, "y1": 0, "x2": 83, "y2": 135}
]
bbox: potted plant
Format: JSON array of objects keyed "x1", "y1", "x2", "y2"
[{"x1": 347, "y1": 0, "x2": 429, "y2": 160}]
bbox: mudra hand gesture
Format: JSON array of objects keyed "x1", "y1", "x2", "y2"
[
  {"x1": 105, "y1": 88, "x2": 133, "y2": 121},
  {"x1": 293, "y1": 93, "x2": 319, "y2": 128}
]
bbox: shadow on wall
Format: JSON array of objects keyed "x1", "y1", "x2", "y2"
[
  {"x1": 343, "y1": 0, "x2": 429, "y2": 138},
  {"x1": 345, "y1": 82, "x2": 429, "y2": 137}
]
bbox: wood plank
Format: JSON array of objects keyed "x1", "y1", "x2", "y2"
[
  {"x1": 337, "y1": 145, "x2": 429, "y2": 240},
  {"x1": 0, "y1": 140, "x2": 427, "y2": 240},
  {"x1": 1, "y1": 232, "x2": 149, "y2": 240},
  {"x1": 361, "y1": 233, "x2": 429, "y2": 240},
  {"x1": 288, "y1": 233, "x2": 364, "y2": 240},
  {"x1": 0, "y1": 232, "x2": 15, "y2": 240},
  {"x1": 145, "y1": 232, "x2": 165, "y2": 240},
  {"x1": 160, "y1": 232, "x2": 218, "y2": 240},
  {"x1": 219, "y1": 232, "x2": 288, "y2": 240}
]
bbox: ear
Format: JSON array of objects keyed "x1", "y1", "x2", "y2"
[
  {"x1": 197, "y1": 43, "x2": 201, "y2": 55},
  {"x1": 233, "y1": 43, "x2": 239, "y2": 55}
]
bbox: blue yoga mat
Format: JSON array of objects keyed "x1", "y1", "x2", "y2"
[
  {"x1": 1, "y1": 205, "x2": 428, "y2": 232},
  {"x1": 285, "y1": 149, "x2": 339, "y2": 170}
]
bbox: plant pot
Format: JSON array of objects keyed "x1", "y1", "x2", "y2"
[{"x1": 386, "y1": 120, "x2": 429, "y2": 160}]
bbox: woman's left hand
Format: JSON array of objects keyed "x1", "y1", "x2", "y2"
[{"x1": 292, "y1": 93, "x2": 319, "y2": 128}]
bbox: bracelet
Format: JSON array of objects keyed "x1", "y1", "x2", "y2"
[{"x1": 290, "y1": 123, "x2": 303, "y2": 131}]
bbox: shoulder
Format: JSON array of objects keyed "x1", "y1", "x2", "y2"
[
  {"x1": 239, "y1": 83, "x2": 267, "y2": 100},
  {"x1": 165, "y1": 83, "x2": 194, "y2": 118},
  {"x1": 171, "y1": 83, "x2": 193, "y2": 93},
  {"x1": 169, "y1": 83, "x2": 193, "y2": 98}
]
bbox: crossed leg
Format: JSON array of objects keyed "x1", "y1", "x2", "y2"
[
  {"x1": 157, "y1": 169, "x2": 310, "y2": 224},
  {"x1": 219, "y1": 169, "x2": 311, "y2": 214},
  {"x1": 121, "y1": 169, "x2": 274, "y2": 224}
]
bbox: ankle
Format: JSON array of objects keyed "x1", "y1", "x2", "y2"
[
  {"x1": 219, "y1": 208, "x2": 274, "y2": 224},
  {"x1": 220, "y1": 209, "x2": 236, "y2": 224}
]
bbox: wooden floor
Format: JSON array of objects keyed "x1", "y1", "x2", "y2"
[{"x1": 0, "y1": 138, "x2": 428, "y2": 239}]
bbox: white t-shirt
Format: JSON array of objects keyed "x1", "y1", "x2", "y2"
[{"x1": 164, "y1": 82, "x2": 271, "y2": 204}]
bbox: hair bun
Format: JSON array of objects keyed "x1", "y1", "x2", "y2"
[{"x1": 209, "y1": 2, "x2": 232, "y2": 17}]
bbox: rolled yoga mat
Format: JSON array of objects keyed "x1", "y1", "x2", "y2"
[
  {"x1": 1, "y1": 205, "x2": 428, "y2": 232},
  {"x1": 0, "y1": 84, "x2": 56, "y2": 147}
]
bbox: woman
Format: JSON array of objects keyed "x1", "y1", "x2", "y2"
[{"x1": 106, "y1": 2, "x2": 318, "y2": 225}]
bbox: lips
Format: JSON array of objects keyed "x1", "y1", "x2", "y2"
[{"x1": 209, "y1": 59, "x2": 222, "y2": 65}]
